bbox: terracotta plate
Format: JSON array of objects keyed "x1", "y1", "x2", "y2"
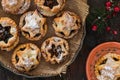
[
  {"x1": 86, "y1": 42, "x2": 120, "y2": 80},
  {"x1": 0, "y1": 0, "x2": 89, "y2": 78}
]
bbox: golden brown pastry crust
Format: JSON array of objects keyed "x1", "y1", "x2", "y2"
[
  {"x1": 1, "y1": 0, "x2": 30, "y2": 14},
  {"x1": 53, "y1": 11, "x2": 81, "y2": 39},
  {"x1": 114, "y1": 76, "x2": 120, "y2": 80},
  {"x1": 34, "y1": 0, "x2": 66, "y2": 16},
  {"x1": 12, "y1": 43, "x2": 41, "y2": 72},
  {"x1": 1, "y1": 37, "x2": 19, "y2": 51},
  {"x1": 41, "y1": 37, "x2": 69, "y2": 64},
  {"x1": 95, "y1": 53, "x2": 120, "y2": 80},
  {"x1": 0, "y1": 17, "x2": 19, "y2": 51},
  {"x1": 19, "y1": 10, "x2": 47, "y2": 41}
]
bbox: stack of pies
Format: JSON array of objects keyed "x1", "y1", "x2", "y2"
[{"x1": 0, "y1": 0, "x2": 82, "y2": 72}]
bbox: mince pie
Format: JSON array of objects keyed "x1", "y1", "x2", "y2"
[
  {"x1": 34, "y1": 0, "x2": 66, "y2": 16},
  {"x1": 1, "y1": 0, "x2": 31, "y2": 14},
  {"x1": 53, "y1": 11, "x2": 81, "y2": 39},
  {"x1": 0, "y1": 17, "x2": 19, "y2": 51},
  {"x1": 95, "y1": 53, "x2": 120, "y2": 80},
  {"x1": 41, "y1": 37, "x2": 69, "y2": 64},
  {"x1": 12, "y1": 43, "x2": 41, "y2": 72},
  {"x1": 19, "y1": 10, "x2": 47, "y2": 41}
]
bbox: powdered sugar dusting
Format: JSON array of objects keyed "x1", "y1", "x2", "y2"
[
  {"x1": 57, "y1": 53, "x2": 63, "y2": 61},
  {"x1": 96, "y1": 53, "x2": 120, "y2": 80},
  {"x1": 8, "y1": 0, "x2": 17, "y2": 5},
  {"x1": 98, "y1": 66, "x2": 115, "y2": 80},
  {"x1": 64, "y1": 12, "x2": 74, "y2": 27},
  {"x1": 24, "y1": 12, "x2": 41, "y2": 29},
  {"x1": 23, "y1": 58, "x2": 34, "y2": 68},
  {"x1": 21, "y1": 50, "x2": 37, "y2": 68},
  {"x1": 54, "y1": 37, "x2": 60, "y2": 42},
  {"x1": 11, "y1": 27, "x2": 17, "y2": 34}
]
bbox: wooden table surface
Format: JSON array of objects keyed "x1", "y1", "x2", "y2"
[{"x1": 1, "y1": 0, "x2": 120, "y2": 80}]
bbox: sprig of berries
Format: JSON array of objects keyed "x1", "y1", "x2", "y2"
[{"x1": 91, "y1": 0, "x2": 120, "y2": 35}]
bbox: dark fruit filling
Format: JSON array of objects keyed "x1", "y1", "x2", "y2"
[
  {"x1": 117, "y1": 77, "x2": 120, "y2": 80},
  {"x1": 44, "y1": 0, "x2": 59, "y2": 9},
  {"x1": 23, "y1": 31, "x2": 30, "y2": 37},
  {"x1": 34, "y1": 33, "x2": 41, "y2": 38},
  {"x1": 48, "y1": 44, "x2": 63, "y2": 57},
  {"x1": 113, "y1": 57, "x2": 119, "y2": 61},
  {"x1": 20, "y1": 47, "x2": 26, "y2": 51},
  {"x1": 0, "y1": 24, "x2": 13, "y2": 43},
  {"x1": 60, "y1": 32, "x2": 65, "y2": 36},
  {"x1": 100, "y1": 59, "x2": 107, "y2": 65},
  {"x1": 15, "y1": 55, "x2": 19, "y2": 63},
  {"x1": 69, "y1": 30, "x2": 76, "y2": 35}
]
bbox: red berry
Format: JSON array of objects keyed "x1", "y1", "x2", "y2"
[
  {"x1": 92, "y1": 25, "x2": 97, "y2": 31},
  {"x1": 113, "y1": 12, "x2": 117, "y2": 16},
  {"x1": 114, "y1": 6, "x2": 120, "y2": 12},
  {"x1": 106, "y1": 1, "x2": 112, "y2": 7},
  {"x1": 106, "y1": 6, "x2": 111, "y2": 11},
  {"x1": 106, "y1": 15, "x2": 111, "y2": 19},
  {"x1": 106, "y1": 27, "x2": 111, "y2": 31},
  {"x1": 113, "y1": 30, "x2": 118, "y2": 35}
]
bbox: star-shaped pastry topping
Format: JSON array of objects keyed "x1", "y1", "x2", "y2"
[
  {"x1": 96, "y1": 53, "x2": 120, "y2": 80},
  {"x1": 54, "y1": 12, "x2": 79, "y2": 36},
  {"x1": 22, "y1": 10, "x2": 46, "y2": 38},
  {"x1": 16, "y1": 44, "x2": 39, "y2": 70}
]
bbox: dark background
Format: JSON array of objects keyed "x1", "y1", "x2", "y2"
[{"x1": 1, "y1": 0, "x2": 120, "y2": 80}]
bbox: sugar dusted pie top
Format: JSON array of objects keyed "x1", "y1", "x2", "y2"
[
  {"x1": 2, "y1": 0, "x2": 30, "y2": 14},
  {"x1": 24, "y1": 12, "x2": 41, "y2": 29},
  {"x1": 53, "y1": 11, "x2": 81, "y2": 39},
  {"x1": 19, "y1": 10, "x2": 47, "y2": 41},
  {"x1": 95, "y1": 53, "x2": 120, "y2": 80},
  {"x1": 41, "y1": 37, "x2": 69, "y2": 64},
  {"x1": 12, "y1": 43, "x2": 40, "y2": 72}
]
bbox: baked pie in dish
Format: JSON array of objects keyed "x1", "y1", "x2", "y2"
[
  {"x1": 0, "y1": 17, "x2": 19, "y2": 51},
  {"x1": 12, "y1": 43, "x2": 41, "y2": 72},
  {"x1": 53, "y1": 11, "x2": 81, "y2": 39},
  {"x1": 1, "y1": 0, "x2": 31, "y2": 14},
  {"x1": 95, "y1": 53, "x2": 120, "y2": 80},
  {"x1": 19, "y1": 10, "x2": 47, "y2": 41},
  {"x1": 34, "y1": 0, "x2": 66, "y2": 16},
  {"x1": 41, "y1": 37, "x2": 69, "y2": 64}
]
